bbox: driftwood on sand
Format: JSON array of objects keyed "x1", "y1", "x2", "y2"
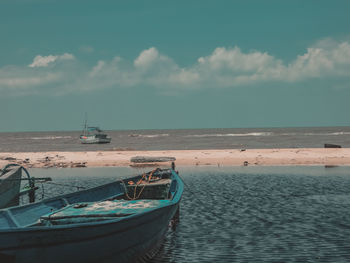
[
  {"x1": 324, "y1": 143, "x2": 342, "y2": 148},
  {"x1": 130, "y1": 156, "x2": 176, "y2": 163}
]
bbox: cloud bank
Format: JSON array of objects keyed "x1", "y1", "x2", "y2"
[
  {"x1": 28, "y1": 53, "x2": 75, "y2": 68},
  {"x1": 1, "y1": 39, "x2": 350, "y2": 95}
]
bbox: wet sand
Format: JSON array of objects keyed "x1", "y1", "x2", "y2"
[{"x1": 1, "y1": 148, "x2": 350, "y2": 168}]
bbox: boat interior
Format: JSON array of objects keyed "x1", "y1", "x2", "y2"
[{"x1": 0, "y1": 169, "x2": 178, "y2": 229}]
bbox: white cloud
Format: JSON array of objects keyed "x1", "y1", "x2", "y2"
[
  {"x1": 28, "y1": 53, "x2": 74, "y2": 68},
  {"x1": 89, "y1": 60, "x2": 106, "y2": 77},
  {"x1": 2, "y1": 39, "x2": 350, "y2": 96},
  {"x1": 0, "y1": 73, "x2": 59, "y2": 88},
  {"x1": 193, "y1": 41, "x2": 350, "y2": 86},
  {"x1": 198, "y1": 46, "x2": 280, "y2": 72},
  {"x1": 133, "y1": 47, "x2": 176, "y2": 75},
  {"x1": 0, "y1": 67, "x2": 62, "y2": 96},
  {"x1": 284, "y1": 41, "x2": 350, "y2": 82},
  {"x1": 169, "y1": 69, "x2": 200, "y2": 85},
  {"x1": 134, "y1": 47, "x2": 160, "y2": 68}
]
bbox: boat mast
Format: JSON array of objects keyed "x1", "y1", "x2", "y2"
[{"x1": 83, "y1": 113, "x2": 88, "y2": 136}]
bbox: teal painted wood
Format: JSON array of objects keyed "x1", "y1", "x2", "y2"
[
  {"x1": 0, "y1": 167, "x2": 22, "y2": 208},
  {"x1": 0, "y1": 168, "x2": 183, "y2": 263}
]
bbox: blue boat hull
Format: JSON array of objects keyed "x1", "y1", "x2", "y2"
[
  {"x1": 0, "y1": 169, "x2": 183, "y2": 263},
  {"x1": 1, "y1": 205, "x2": 178, "y2": 263}
]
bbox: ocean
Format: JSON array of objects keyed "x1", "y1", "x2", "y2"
[
  {"x1": 24, "y1": 166, "x2": 350, "y2": 262},
  {"x1": 1, "y1": 126, "x2": 350, "y2": 152},
  {"x1": 4, "y1": 126, "x2": 350, "y2": 262}
]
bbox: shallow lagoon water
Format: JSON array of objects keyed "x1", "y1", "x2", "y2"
[{"x1": 24, "y1": 166, "x2": 350, "y2": 262}]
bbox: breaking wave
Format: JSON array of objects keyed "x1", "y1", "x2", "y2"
[
  {"x1": 128, "y1": 134, "x2": 169, "y2": 138},
  {"x1": 184, "y1": 131, "x2": 350, "y2": 138},
  {"x1": 185, "y1": 132, "x2": 274, "y2": 138},
  {"x1": 30, "y1": 136, "x2": 72, "y2": 140},
  {"x1": 280, "y1": 132, "x2": 350, "y2": 136}
]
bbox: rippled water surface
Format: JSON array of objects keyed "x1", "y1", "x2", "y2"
[{"x1": 25, "y1": 166, "x2": 350, "y2": 262}]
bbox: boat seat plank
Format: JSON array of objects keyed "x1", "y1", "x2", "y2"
[
  {"x1": 40, "y1": 199, "x2": 170, "y2": 225},
  {"x1": 9, "y1": 199, "x2": 67, "y2": 227}
]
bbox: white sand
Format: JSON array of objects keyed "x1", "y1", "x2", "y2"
[{"x1": 1, "y1": 148, "x2": 350, "y2": 168}]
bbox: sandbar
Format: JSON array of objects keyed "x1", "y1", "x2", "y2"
[{"x1": 1, "y1": 148, "x2": 350, "y2": 168}]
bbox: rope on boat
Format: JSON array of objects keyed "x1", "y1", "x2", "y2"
[{"x1": 122, "y1": 168, "x2": 158, "y2": 200}]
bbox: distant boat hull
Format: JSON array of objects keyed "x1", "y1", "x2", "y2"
[
  {"x1": 0, "y1": 167, "x2": 22, "y2": 208},
  {"x1": 79, "y1": 135, "x2": 111, "y2": 144},
  {"x1": 0, "y1": 169, "x2": 183, "y2": 263}
]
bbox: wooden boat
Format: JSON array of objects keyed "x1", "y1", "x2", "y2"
[
  {"x1": 0, "y1": 167, "x2": 183, "y2": 263},
  {"x1": 0, "y1": 165, "x2": 22, "y2": 208}
]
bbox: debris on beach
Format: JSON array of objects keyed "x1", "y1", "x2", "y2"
[
  {"x1": 3, "y1": 157, "x2": 17, "y2": 161},
  {"x1": 38, "y1": 156, "x2": 53, "y2": 163},
  {"x1": 70, "y1": 162, "x2": 87, "y2": 168},
  {"x1": 0, "y1": 154, "x2": 87, "y2": 169},
  {"x1": 129, "y1": 163, "x2": 159, "y2": 168},
  {"x1": 324, "y1": 143, "x2": 342, "y2": 148},
  {"x1": 108, "y1": 147, "x2": 135, "y2": 151},
  {"x1": 130, "y1": 156, "x2": 176, "y2": 163}
]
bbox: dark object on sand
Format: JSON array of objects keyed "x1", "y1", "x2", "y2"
[
  {"x1": 129, "y1": 163, "x2": 159, "y2": 168},
  {"x1": 324, "y1": 144, "x2": 342, "y2": 148},
  {"x1": 131, "y1": 156, "x2": 176, "y2": 163},
  {"x1": 4, "y1": 157, "x2": 16, "y2": 161},
  {"x1": 0, "y1": 167, "x2": 183, "y2": 263},
  {"x1": 325, "y1": 165, "x2": 338, "y2": 168}
]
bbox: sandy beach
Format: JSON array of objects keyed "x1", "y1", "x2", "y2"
[{"x1": 1, "y1": 148, "x2": 350, "y2": 168}]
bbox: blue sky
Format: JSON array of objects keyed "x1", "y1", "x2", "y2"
[{"x1": 1, "y1": 0, "x2": 350, "y2": 132}]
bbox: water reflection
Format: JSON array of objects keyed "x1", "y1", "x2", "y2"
[
  {"x1": 152, "y1": 166, "x2": 350, "y2": 262},
  {"x1": 21, "y1": 166, "x2": 350, "y2": 262}
]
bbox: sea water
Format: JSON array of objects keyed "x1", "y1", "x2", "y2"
[
  {"x1": 23, "y1": 166, "x2": 350, "y2": 262},
  {"x1": 1, "y1": 126, "x2": 350, "y2": 152}
]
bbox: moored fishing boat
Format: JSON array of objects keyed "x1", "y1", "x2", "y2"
[
  {"x1": 79, "y1": 127, "x2": 111, "y2": 144},
  {"x1": 0, "y1": 167, "x2": 183, "y2": 263},
  {"x1": 79, "y1": 117, "x2": 111, "y2": 144}
]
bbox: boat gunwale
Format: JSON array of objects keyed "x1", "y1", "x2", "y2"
[
  {"x1": 0, "y1": 169, "x2": 183, "y2": 234},
  {"x1": 0, "y1": 166, "x2": 21, "y2": 180}
]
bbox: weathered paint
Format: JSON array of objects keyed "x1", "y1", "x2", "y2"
[
  {"x1": 0, "y1": 167, "x2": 22, "y2": 208},
  {"x1": 0, "y1": 169, "x2": 184, "y2": 263}
]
